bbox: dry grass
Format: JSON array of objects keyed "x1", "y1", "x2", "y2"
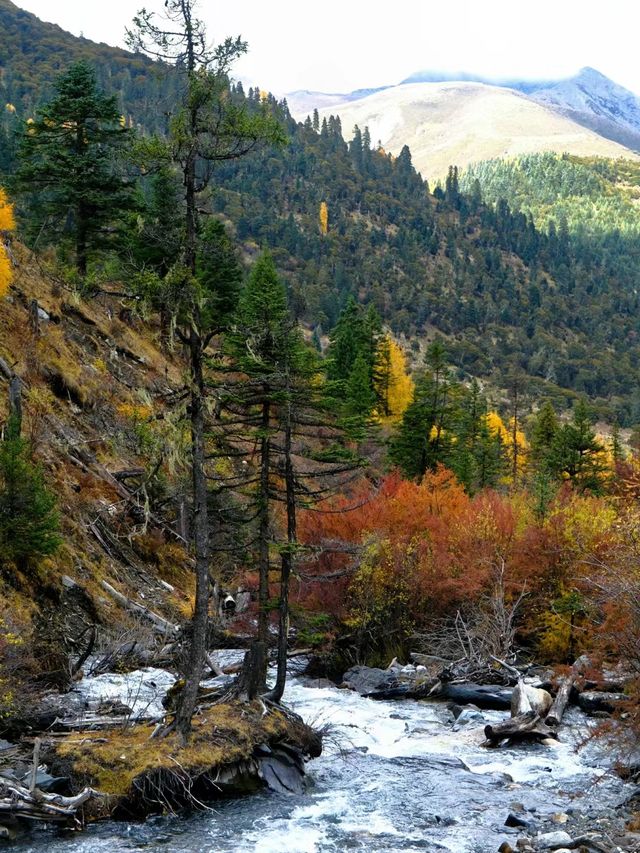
[{"x1": 56, "y1": 702, "x2": 292, "y2": 797}]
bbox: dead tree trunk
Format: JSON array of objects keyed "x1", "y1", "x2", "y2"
[
  {"x1": 546, "y1": 673, "x2": 575, "y2": 727},
  {"x1": 267, "y1": 390, "x2": 295, "y2": 704}
]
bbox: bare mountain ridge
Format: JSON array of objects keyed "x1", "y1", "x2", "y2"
[{"x1": 287, "y1": 68, "x2": 640, "y2": 179}]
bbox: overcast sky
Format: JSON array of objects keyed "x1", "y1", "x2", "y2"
[{"x1": 15, "y1": 0, "x2": 640, "y2": 96}]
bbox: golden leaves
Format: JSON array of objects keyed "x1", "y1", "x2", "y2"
[
  {"x1": 0, "y1": 187, "x2": 15, "y2": 298},
  {"x1": 319, "y1": 201, "x2": 328, "y2": 236}
]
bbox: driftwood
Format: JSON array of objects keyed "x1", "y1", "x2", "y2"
[
  {"x1": 100, "y1": 580, "x2": 179, "y2": 638},
  {"x1": 483, "y1": 711, "x2": 558, "y2": 746},
  {"x1": 511, "y1": 679, "x2": 553, "y2": 717},
  {"x1": 0, "y1": 778, "x2": 95, "y2": 824},
  {"x1": 546, "y1": 673, "x2": 575, "y2": 727}
]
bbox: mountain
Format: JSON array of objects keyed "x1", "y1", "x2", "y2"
[
  {"x1": 307, "y1": 81, "x2": 638, "y2": 181},
  {"x1": 285, "y1": 87, "x2": 389, "y2": 116},
  {"x1": 526, "y1": 67, "x2": 640, "y2": 151},
  {"x1": 3, "y1": 2, "x2": 640, "y2": 421}
]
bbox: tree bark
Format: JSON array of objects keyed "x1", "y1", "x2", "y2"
[
  {"x1": 484, "y1": 711, "x2": 558, "y2": 746},
  {"x1": 175, "y1": 310, "x2": 211, "y2": 742},
  {"x1": 252, "y1": 393, "x2": 271, "y2": 694},
  {"x1": 267, "y1": 391, "x2": 295, "y2": 703},
  {"x1": 546, "y1": 674, "x2": 575, "y2": 727}
]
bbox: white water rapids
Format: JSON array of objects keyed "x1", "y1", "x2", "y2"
[{"x1": 12, "y1": 654, "x2": 631, "y2": 852}]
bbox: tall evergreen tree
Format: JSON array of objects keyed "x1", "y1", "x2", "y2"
[
  {"x1": 548, "y1": 399, "x2": 607, "y2": 494},
  {"x1": 127, "y1": 0, "x2": 284, "y2": 742},
  {"x1": 14, "y1": 61, "x2": 134, "y2": 276}
]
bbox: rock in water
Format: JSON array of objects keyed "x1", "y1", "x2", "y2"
[
  {"x1": 578, "y1": 691, "x2": 626, "y2": 714},
  {"x1": 255, "y1": 744, "x2": 306, "y2": 795},
  {"x1": 341, "y1": 666, "x2": 393, "y2": 696}
]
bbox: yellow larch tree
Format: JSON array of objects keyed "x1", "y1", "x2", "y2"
[
  {"x1": 319, "y1": 201, "x2": 328, "y2": 236},
  {"x1": 485, "y1": 410, "x2": 529, "y2": 484},
  {"x1": 0, "y1": 187, "x2": 15, "y2": 298},
  {"x1": 0, "y1": 187, "x2": 15, "y2": 233},
  {"x1": 374, "y1": 335, "x2": 414, "y2": 423}
]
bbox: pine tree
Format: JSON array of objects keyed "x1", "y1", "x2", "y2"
[
  {"x1": 530, "y1": 401, "x2": 559, "y2": 472},
  {"x1": 196, "y1": 219, "x2": 243, "y2": 331},
  {"x1": 548, "y1": 399, "x2": 607, "y2": 494},
  {"x1": 388, "y1": 340, "x2": 457, "y2": 479},
  {"x1": 15, "y1": 61, "x2": 134, "y2": 276}
]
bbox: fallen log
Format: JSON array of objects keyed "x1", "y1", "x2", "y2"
[
  {"x1": 438, "y1": 682, "x2": 512, "y2": 711},
  {"x1": 483, "y1": 711, "x2": 559, "y2": 746},
  {"x1": 100, "y1": 580, "x2": 179, "y2": 638},
  {"x1": 546, "y1": 673, "x2": 575, "y2": 727}
]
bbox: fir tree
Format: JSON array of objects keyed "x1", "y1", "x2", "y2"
[{"x1": 15, "y1": 61, "x2": 134, "y2": 276}]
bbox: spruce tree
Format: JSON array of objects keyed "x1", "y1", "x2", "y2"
[
  {"x1": 15, "y1": 61, "x2": 134, "y2": 276},
  {"x1": 127, "y1": 0, "x2": 284, "y2": 742}
]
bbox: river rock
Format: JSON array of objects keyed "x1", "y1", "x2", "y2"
[
  {"x1": 505, "y1": 812, "x2": 536, "y2": 831},
  {"x1": 255, "y1": 744, "x2": 306, "y2": 795},
  {"x1": 453, "y1": 708, "x2": 485, "y2": 727},
  {"x1": 578, "y1": 691, "x2": 626, "y2": 714},
  {"x1": 536, "y1": 830, "x2": 572, "y2": 849},
  {"x1": 341, "y1": 666, "x2": 392, "y2": 695}
]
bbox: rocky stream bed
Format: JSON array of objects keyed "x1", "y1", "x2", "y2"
[{"x1": 2, "y1": 653, "x2": 640, "y2": 853}]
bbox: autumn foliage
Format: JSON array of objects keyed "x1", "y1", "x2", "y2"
[
  {"x1": 0, "y1": 187, "x2": 15, "y2": 298},
  {"x1": 296, "y1": 466, "x2": 619, "y2": 663}
]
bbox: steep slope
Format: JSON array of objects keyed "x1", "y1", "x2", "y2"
[
  {"x1": 0, "y1": 241, "x2": 197, "y2": 688},
  {"x1": 527, "y1": 67, "x2": 640, "y2": 152},
  {"x1": 308, "y1": 82, "x2": 638, "y2": 181}
]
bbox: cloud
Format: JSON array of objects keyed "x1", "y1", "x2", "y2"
[{"x1": 16, "y1": 0, "x2": 640, "y2": 96}]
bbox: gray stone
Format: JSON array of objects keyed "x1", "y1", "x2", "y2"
[
  {"x1": 578, "y1": 691, "x2": 626, "y2": 714},
  {"x1": 453, "y1": 708, "x2": 486, "y2": 728},
  {"x1": 536, "y1": 831, "x2": 572, "y2": 849},
  {"x1": 341, "y1": 665, "x2": 392, "y2": 696}
]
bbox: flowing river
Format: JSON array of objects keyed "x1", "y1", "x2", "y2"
[{"x1": 12, "y1": 660, "x2": 632, "y2": 853}]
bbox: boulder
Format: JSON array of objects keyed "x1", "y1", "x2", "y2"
[
  {"x1": 536, "y1": 831, "x2": 572, "y2": 849},
  {"x1": 578, "y1": 691, "x2": 626, "y2": 714},
  {"x1": 453, "y1": 708, "x2": 486, "y2": 727},
  {"x1": 341, "y1": 666, "x2": 392, "y2": 696}
]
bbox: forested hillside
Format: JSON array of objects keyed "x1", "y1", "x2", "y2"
[
  {"x1": 3, "y1": 2, "x2": 640, "y2": 421},
  {"x1": 0, "y1": 0, "x2": 178, "y2": 167},
  {"x1": 4, "y1": 4, "x2": 640, "y2": 847},
  {"x1": 213, "y1": 107, "x2": 640, "y2": 422}
]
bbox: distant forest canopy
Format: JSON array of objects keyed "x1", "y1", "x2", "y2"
[{"x1": 3, "y1": 0, "x2": 640, "y2": 424}]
